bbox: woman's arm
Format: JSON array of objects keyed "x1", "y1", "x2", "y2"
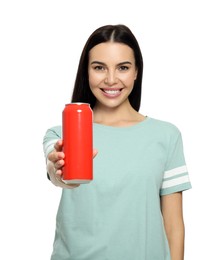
[{"x1": 161, "y1": 192, "x2": 185, "y2": 260}]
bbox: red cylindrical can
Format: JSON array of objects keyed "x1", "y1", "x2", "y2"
[{"x1": 62, "y1": 103, "x2": 93, "y2": 184}]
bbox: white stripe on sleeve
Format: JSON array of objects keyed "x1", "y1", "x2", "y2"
[
  {"x1": 161, "y1": 175, "x2": 190, "y2": 189},
  {"x1": 164, "y1": 165, "x2": 188, "y2": 179}
]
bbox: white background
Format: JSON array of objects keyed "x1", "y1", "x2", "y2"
[{"x1": 0, "y1": 0, "x2": 216, "y2": 259}]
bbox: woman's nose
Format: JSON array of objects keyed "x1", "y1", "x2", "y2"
[{"x1": 104, "y1": 70, "x2": 118, "y2": 85}]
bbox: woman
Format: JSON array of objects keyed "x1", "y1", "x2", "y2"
[{"x1": 43, "y1": 24, "x2": 191, "y2": 260}]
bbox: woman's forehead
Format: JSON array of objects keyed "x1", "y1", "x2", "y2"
[{"x1": 89, "y1": 42, "x2": 135, "y2": 63}]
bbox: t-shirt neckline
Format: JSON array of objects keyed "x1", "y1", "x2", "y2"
[{"x1": 93, "y1": 116, "x2": 151, "y2": 131}]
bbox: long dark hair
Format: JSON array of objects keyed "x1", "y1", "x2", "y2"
[{"x1": 71, "y1": 24, "x2": 143, "y2": 111}]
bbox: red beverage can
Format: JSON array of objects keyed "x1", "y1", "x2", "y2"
[{"x1": 62, "y1": 103, "x2": 93, "y2": 184}]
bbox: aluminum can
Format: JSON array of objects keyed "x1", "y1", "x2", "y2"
[{"x1": 62, "y1": 103, "x2": 93, "y2": 184}]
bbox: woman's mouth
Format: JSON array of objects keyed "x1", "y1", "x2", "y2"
[{"x1": 100, "y1": 88, "x2": 123, "y2": 98}]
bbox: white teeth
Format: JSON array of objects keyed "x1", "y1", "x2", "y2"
[{"x1": 104, "y1": 90, "x2": 120, "y2": 94}]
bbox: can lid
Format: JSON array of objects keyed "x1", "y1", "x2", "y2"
[{"x1": 65, "y1": 102, "x2": 90, "y2": 106}]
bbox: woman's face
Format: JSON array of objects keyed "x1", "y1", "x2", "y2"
[{"x1": 88, "y1": 42, "x2": 138, "y2": 110}]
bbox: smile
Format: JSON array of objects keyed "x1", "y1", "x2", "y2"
[{"x1": 100, "y1": 88, "x2": 123, "y2": 98}]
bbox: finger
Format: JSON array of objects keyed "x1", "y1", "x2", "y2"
[
  {"x1": 93, "y1": 149, "x2": 98, "y2": 159},
  {"x1": 54, "y1": 159, "x2": 65, "y2": 169},
  {"x1": 48, "y1": 151, "x2": 65, "y2": 162},
  {"x1": 55, "y1": 169, "x2": 62, "y2": 176},
  {"x1": 54, "y1": 140, "x2": 63, "y2": 152}
]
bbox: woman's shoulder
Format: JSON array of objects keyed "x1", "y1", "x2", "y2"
[{"x1": 147, "y1": 117, "x2": 181, "y2": 136}]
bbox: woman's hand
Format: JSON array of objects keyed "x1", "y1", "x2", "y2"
[{"x1": 47, "y1": 139, "x2": 98, "y2": 189}]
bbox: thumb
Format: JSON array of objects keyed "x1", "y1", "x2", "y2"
[{"x1": 93, "y1": 149, "x2": 98, "y2": 159}]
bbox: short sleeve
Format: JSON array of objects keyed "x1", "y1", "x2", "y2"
[
  {"x1": 160, "y1": 130, "x2": 192, "y2": 196},
  {"x1": 43, "y1": 126, "x2": 62, "y2": 158}
]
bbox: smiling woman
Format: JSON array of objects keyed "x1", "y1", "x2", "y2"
[
  {"x1": 72, "y1": 25, "x2": 143, "y2": 113},
  {"x1": 43, "y1": 24, "x2": 191, "y2": 260},
  {"x1": 88, "y1": 42, "x2": 138, "y2": 115}
]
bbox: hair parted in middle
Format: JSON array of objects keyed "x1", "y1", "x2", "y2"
[{"x1": 71, "y1": 24, "x2": 143, "y2": 112}]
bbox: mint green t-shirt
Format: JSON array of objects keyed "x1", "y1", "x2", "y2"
[{"x1": 43, "y1": 117, "x2": 191, "y2": 260}]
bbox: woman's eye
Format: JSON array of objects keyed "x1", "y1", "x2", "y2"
[
  {"x1": 94, "y1": 65, "x2": 104, "y2": 71},
  {"x1": 119, "y1": 66, "x2": 129, "y2": 71}
]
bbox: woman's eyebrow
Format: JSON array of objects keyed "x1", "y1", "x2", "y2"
[
  {"x1": 118, "y1": 61, "x2": 132, "y2": 66},
  {"x1": 90, "y1": 61, "x2": 106, "y2": 65},
  {"x1": 90, "y1": 61, "x2": 132, "y2": 65}
]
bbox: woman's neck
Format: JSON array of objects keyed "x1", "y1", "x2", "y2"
[{"x1": 93, "y1": 101, "x2": 145, "y2": 127}]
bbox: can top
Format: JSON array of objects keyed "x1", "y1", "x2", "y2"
[{"x1": 65, "y1": 102, "x2": 90, "y2": 106}]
